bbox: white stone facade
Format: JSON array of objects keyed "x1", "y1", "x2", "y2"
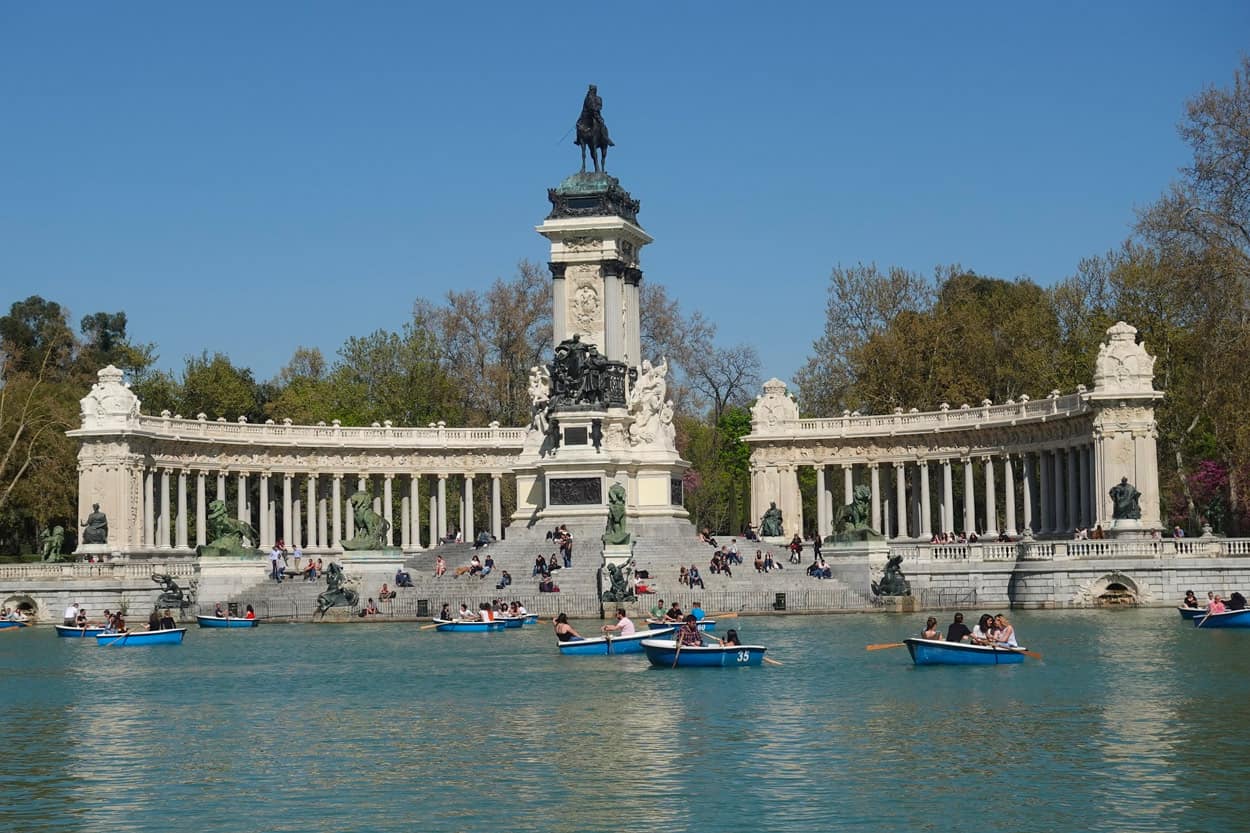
[{"x1": 745, "y1": 322, "x2": 1165, "y2": 540}]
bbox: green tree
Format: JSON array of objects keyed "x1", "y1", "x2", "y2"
[{"x1": 179, "y1": 352, "x2": 263, "y2": 420}]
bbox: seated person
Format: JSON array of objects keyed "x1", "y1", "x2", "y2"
[
  {"x1": 474, "y1": 530, "x2": 493, "y2": 549},
  {"x1": 678, "y1": 566, "x2": 689, "y2": 586},
  {"x1": 664, "y1": 602, "x2": 683, "y2": 622},
  {"x1": 921, "y1": 616, "x2": 941, "y2": 640},
  {"x1": 214, "y1": 603, "x2": 226, "y2": 618},
  {"x1": 539, "y1": 577, "x2": 560, "y2": 593},
  {"x1": 495, "y1": 570, "x2": 512, "y2": 591},
  {"x1": 159, "y1": 609, "x2": 177, "y2": 630},
  {"x1": 395, "y1": 569, "x2": 413, "y2": 588},
  {"x1": 304, "y1": 561, "x2": 319, "y2": 581},
  {"x1": 1229, "y1": 591, "x2": 1248, "y2": 611},
  {"x1": 547, "y1": 553, "x2": 561, "y2": 573},
  {"x1": 147, "y1": 610, "x2": 162, "y2": 631},
  {"x1": 533, "y1": 554, "x2": 548, "y2": 577},
  {"x1": 1182, "y1": 589, "x2": 1200, "y2": 608},
  {"x1": 945, "y1": 613, "x2": 972, "y2": 643},
  {"x1": 744, "y1": 524, "x2": 760, "y2": 542},
  {"x1": 717, "y1": 628, "x2": 742, "y2": 647},
  {"x1": 480, "y1": 555, "x2": 494, "y2": 578},
  {"x1": 688, "y1": 566, "x2": 705, "y2": 589},
  {"x1": 434, "y1": 555, "x2": 447, "y2": 577},
  {"x1": 378, "y1": 583, "x2": 396, "y2": 601},
  {"x1": 363, "y1": 598, "x2": 379, "y2": 616},
  {"x1": 634, "y1": 578, "x2": 654, "y2": 594},
  {"x1": 553, "y1": 613, "x2": 581, "y2": 642},
  {"x1": 244, "y1": 604, "x2": 256, "y2": 620}
]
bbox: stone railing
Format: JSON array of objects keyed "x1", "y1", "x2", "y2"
[
  {"x1": 765, "y1": 392, "x2": 1087, "y2": 438},
  {"x1": 891, "y1": 536, "x2": 1240, "y2": 563},
  {"x1": 0, "y1": 559, "x2": 198, "y2": 581},
  {"x1": 79, "y1": 414, "x2": 527, "y2": 449}
]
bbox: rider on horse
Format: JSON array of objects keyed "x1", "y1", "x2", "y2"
[{"x1": 576, "y1": 84, "x2": 614, "y2": 173}]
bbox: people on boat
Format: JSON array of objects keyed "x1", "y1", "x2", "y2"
[
  {"x1": 677, "y1": 615, "x2": 704, "y2": 647},
  {"x1": 458, "y1": 603, "x2": 472, "y2": 620},
  {"x1": 516, "y1": 603, "x2": 528, "y2": 618},
  {"x1": 970, "y1": 613, "x2": 995, "y2": 644},
  {"x1": 945, "y1": 612, "x2": 972, "y2": 643},
  {"x1": 993, "y1": 614, "x2": 1017, "y2": 647},
  {"x1": 1183, "y1": 590, "x2": 1201, "y2": 608},
  {"x1": 664, "y1": 602, "x2": 683, "y2": 622},
  {"x1": 214, "y1": 603, "x2": 226, "y2": 617},
  {"x1": 147, "y1": 610, "x2": 162, "y2": 631},
  {"x1": 438, "y1": 603, "x2": 452, "y2": 621},
  {"x1": 553, "y1": 612, "x2": 582, "y2": 642},
  {"x1": 922, "y1": 617, "x2": 941, "y2": 640},
  {"x1": 1209, "y1": 594, "x2": 1227, "y2": 614},
  {"x1": 159, "y1": 609, "x2": 177, "y2": 630},
  {"x1": 244, "y1": 605, "x2": 256, "y2": 620},
  {"x1": 690, "y1": 602, "x2": 706, "y2": 621},
  {"x1": 649, "y1": 599, "x2": 666, "y2": 621},
  {"x1": 1228, "y1": 592, "x2": 1247, "y2": 611},
  {"x1": 478, "y1": 602, "x2": 494, "y2": 622},
  {"x1": 63, "y1": 602, "x2": 79, "y2": 627},
  {"x1": 75, "y1": 608, "x2": 89, "y2": 628},
  {"x1": 602, "y1": 608, "x2": 636, "y2": 637},
  {"x1": 716, "y1": 628, "x2": 742, "y2": 647}
]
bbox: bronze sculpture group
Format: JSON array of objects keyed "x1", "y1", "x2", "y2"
[{"x1": 575, "y1": 84, "x2": 613, "y2": 173}]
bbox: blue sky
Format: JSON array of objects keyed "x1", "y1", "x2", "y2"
[{"x1": 3, "y1": 2, "x2": 1247, "y2": 385}]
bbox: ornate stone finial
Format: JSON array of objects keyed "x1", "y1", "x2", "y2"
[
  {"x1": 79, "y1": 365, "x2": 142, "y2": 429},
  {"x1": 161, "y1": 409, "x2": 172, "y2": 418},
  {"x1": 332, "y1": 419, "x2": 341, "y2": 427},
  {"x1": 216, "y1": 417, "x2": 227, "y2": 423},
  {"x1": 283, "y1": 417, "x2": 293, "y2": 426},
  {"x1": 173, "y1": 414, "x2": 182, "y2": 420},
  {"x1": 893, "y1": 407, "x2": 904, "y2": 415},
  {"x1": 940, "y1": 402, "x2": 950, "y2": 412},
  {"x1": 981, "y1": 398, "x2": 993, "y2": 408},
  {"x1": 237, "y1": 415, "x2": 248, "y2": 423},
  {"x1": 750, "y1": 378, "x2": 799, "y2": 431},
  {"x1": 265, "y1": 418, "x2": 275, "y2": 425},
  {"x1": 909, "y1": 407, "x2": 919, "y2": 413},
  {"x1": 383, "y1": 420, "x2": 393, "y2": 429},
  {"x1": 197, "y1": 413, "x2": 207, "y2": 421},
  {"x1": 1049, "y1": 390, "x2": 1061, "y2": 399},
  {"x1": 489, "y1": 420, "x2": 500, "y2": 428},
  {"x1": 1019, "y1": 394, "x2": 1030, "y2": 403},
  {"x1": 1092, "y1": 321, "x2": 1159, "y2": 395}
]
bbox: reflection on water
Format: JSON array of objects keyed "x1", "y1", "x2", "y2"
[{"x1": 2, "y1": 610, "x2": 1248, "y2": 832}]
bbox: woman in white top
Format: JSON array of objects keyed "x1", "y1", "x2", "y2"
[{"x1": 993, "y1": 614, "x2": 1017, "y2": 647}]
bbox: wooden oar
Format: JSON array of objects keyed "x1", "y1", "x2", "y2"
[
  {"x1": 762, "y1": 656, "x2": 783, "y2": 666},
  {"x1": 672, "y1": 631, "x2": 685, "y2": 667},
  {"x1": 418, "y1": 621, "x2": 446, "y2": 631},
  {"x1": 865, "y1": 642, "x2": 907, "y2": 651},
  {"x1": 707, "y1": 611, "x2": 739, "y2": 620},
  {"x1": 1015, "y1": 648, "x2": 1043, "y2": 660}
]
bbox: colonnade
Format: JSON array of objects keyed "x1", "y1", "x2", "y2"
[
  {"x1": 811, "y1": 443, "x2": 1098, "y2": 540},
  {"x1": 137, "y1": 467, "x2": 507, "y2": 552}
]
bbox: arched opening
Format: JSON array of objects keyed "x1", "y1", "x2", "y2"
[
  {"x1": 1095, "y1": 579, "x2": 1138, "y2": 607},
  {"x1": 3, "y1": 595, "x2": 40, "y2": 618}
]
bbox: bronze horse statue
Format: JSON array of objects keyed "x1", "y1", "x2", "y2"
[{"x1": 576, "y1": 84, "x2": 614, "y2": 173}]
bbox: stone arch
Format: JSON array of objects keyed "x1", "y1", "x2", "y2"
[
  {"x1": 2, "y1": 594, "x2": 43, "y2": 619},
  {"x1": 1078, "y1": 572, "x2": 1141, "y2": 607}
]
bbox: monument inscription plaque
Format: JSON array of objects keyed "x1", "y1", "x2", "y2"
[{"x1": 550, "y1": 477, "x2": 602, "y2": 505}]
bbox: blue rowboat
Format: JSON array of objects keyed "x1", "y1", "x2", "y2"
[
  {"x1": 521, "y1": 614, "x2": 538, "y2": 625},
  {"x1": 432, "y1": 619, "x2": 506, "y2": 633},
  {"x1": 640, "y1": 638, "x2": 766, "y2": 668},
  {"x1": 1193, "y1": 608, "x2": 1250, "y2": 628},
  {"x1": 499, "y1": 615, "x2": 524, "y2": 629},
  {"x1": 557, "y1": 627, "x2": 676, "y2": 656},
  {"x1": 95, "y1": 628, "x2": 187, "y2": 647},
  {"x1": 646, "y1": 618, "x2": 716, "y2": 632},
  {"x1": 196, "y1": 615, "x2": 259, "y2": 629},
  {"x1": 0, "y1": 620, "x2": 29, "y2": 629},
  {"x1": 904, "y1": 638, "x2": 1026, "y2": 666},
  {"x1": 54, "y1": 624, "x2": 105, "y2": 638},
  {"x1": 1177, "y1": 606, "x2": 1208, "y2": 620}
]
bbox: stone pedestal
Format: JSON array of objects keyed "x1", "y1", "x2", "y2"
[
  {"x1": 338, "y1": 549, "x2": 405, "y2": 575},
  {"x1": 1108, "y1": 519, "x2": 1149, "y2": 540},
  {"x1": 602, "y1": 542, "x2": 634, "y2": 569},
  {"x1": 825, "y1": 538, "x2": 889, "y2": 597},
  {"x1": 74, "y1": 543, "x2": 121, "y2": 562},
  {"x1": 198, "y1": 555, "x2": 269, "y2": 600}
]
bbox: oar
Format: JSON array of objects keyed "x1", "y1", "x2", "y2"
[
  {"x1": 419, "y1": 621, "x2": 446, "y2": 631},
  {"x1": 865, "y1": 642, "x2": 907, "y2": 651},
  {"x1": 1018, "y1": 649, "x2": 1043, "y2": 660},
  {"x1": 103, "y1": 631, "x2": 129, "y2": 647},
  {"x1": 762, "y1": 656, "x2": 783, "y2": 666},
  {"x1": 672, "y1": 632, "x2": 684, "y2": 668},
  {"x1": 707, "y1": 611, "x2": 739, "y2": 620}
]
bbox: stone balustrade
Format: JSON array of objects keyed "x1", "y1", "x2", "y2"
[
  {"x1": 131, "y1": 414, "x2": 526, "y2": 447},
  {"x1": 889, "y1": 537, "x2": 1236, "y2": 563},
  {"x1": 0, "y1": 559, "x2": 197, "y2": 581}
]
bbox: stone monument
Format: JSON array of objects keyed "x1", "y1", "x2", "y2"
[{"x1": 512, "y1": 85, "x2": 690, "y2": 539}]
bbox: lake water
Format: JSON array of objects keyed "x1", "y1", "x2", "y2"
[{"x1": 2, "y1": 609, "x2": 1247, "y2": 832}]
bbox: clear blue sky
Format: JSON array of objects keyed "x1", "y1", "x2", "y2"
[{"x1": 3, "y1": 2, "x2": 1247, "y2": 385}]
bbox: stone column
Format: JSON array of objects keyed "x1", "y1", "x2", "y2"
[
  {"x1": 428, "y1": 494, "x2": 438, "y2": 548},
  {"x1": 330, "y1": 475, "x2": 342, "y2": 548},
  {"x1": 815, "y1": 466, "x2": 827, "y2": 540},
  {"x1": 160, "y1": 468, "x2": 172, "y2": 548},
  {"x1": 292, "y1": 498, "x2": 303, "y2": 549},
  {"x1": 400, "y1": 487, "x2": 411, "y2": 549},
  {"x1": 941, "y1": 459, "x2": 954, "y2": 535},
  {"x1": 307, "y1": 475, "x2": 318, "y2": 549},
  {"x1": 1038, "y1": 452, "x2": 1051, "y2": 535},
  {"x1": 1003, "y1": 455, "x2": 1017, "y2": 538},
  {"x1": 176, "y1": 470, "x2": 187, "y2": 547},
  {"x1": 236, "y1": 472, "x2": 248, "y2": 525},
  {"x1": 1066, "y1": 447, "x2": 1079, "y2": 534},
  {"x1": 259, "y1": 473, "x2": 271, "y2": 548},
  {"x1": 281, "y1": 474, "x2": 293, "y2": 547},
  {"x1": 491, "y1": 474, "x2": 503, "y2": 540},
  {"x1": 1022, "y1": 454, "x2": 1035, "y2": 534},
  {"x1": 894, "y1": 463, "x2": 907, "y2": 539},
  {"x1": 551, "y1": 264, "x2": 567, "y2": 345},
  {"x1": 1052, "y1": 450, "x2": 1065, "y2": 534},
  {"x1": 919, "y1": 461, "x2": 932, "y2": 538},
  {"x1": 603, "y1": 268, "x2": 624, "y2": 360},
  {"x1": 216, "y1": 472, "x2": 226, "y2": 503},
  {"x1": 843, "y1": 464, "x2": 854, "y2": 505},
  {"x1": 1079, "y1": 446, "x2": 1092, "y2": 529},
  {"x1": 624, "y1": 274, "x2": 642, "y2": 366},
  {"x1": 463, "y1": 474, "x2": 475, "y2": 542},
  {"x1": 982, "y1": 455, "x2": 998, "y2": 538},
  {"x1": 962, "y1": 459, "x2": 976, "y2": 535},
  {"x1": 869, "y1": 464, "x2": 881, "y2": 533},
  {"x1": 436, "y1": 475, "x2": 448, "y2": 543},
  {"x1": 410, "y1": 475, "x2": 422, "y2": 550},
  {"x1": 195, "y1": 470, "x2": 207, "y2": 547},
  {"x1": 383, "y1": 474, "x2": 394, "y2": 546},
  {"x1": 144, "y1": 469, "x2": 155, "y2": 548}
]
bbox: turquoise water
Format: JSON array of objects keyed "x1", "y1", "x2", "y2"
[{"x1": 2, "y1": 610, "x2": 1248, "y2": 832}]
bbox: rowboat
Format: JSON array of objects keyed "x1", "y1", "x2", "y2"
[
  {"x1": 1177, "y1": 606, "x2": 1208, "y2": 620},
  {"x1": 0, "y1": 620, "x2": 29, "y2": 629},
  {"x1": 640, "y1": 638, "x2": 766, "y2": 668},
  {"x1": 557, "y1": 626, "x2": 676, "y2": 656},
  {"x1": 95, "y1": 628, "x2": 187, "y2": 646},
  {"x1": 54, "y1": 624, "x2": 105, "y2": 638},
  {"x1": 904, "y1": 638, "x2": 1027, "y2": 665},
  {"x1": 432, "y1": 618, "x2": 507, "y2": 633},
  {"x1": 520, "y1": 614, "x2": 538, "y2": 625},
  {"x1": 645, "y1": 618, "x2": 716, "y2": 632},
  {"x1": 196, "y1": 614, "x2": 259, "y2": 629},
  {"x1": 1193, "y1": 608, "x2": 1250, "y2": 628}
]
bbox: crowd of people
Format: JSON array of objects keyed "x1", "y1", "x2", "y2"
[
  {"x1": 438, "y1": 599, "x2": 529, "y2": 622},
  {"x1": 1181, "y1": 589, "x2": 1247, "y2": 612},
  {"x1": 922, "y1": 611, "x2": 1019, "y2": 647},
  {"x1": 3, "y1": 606, "x2": 31, "y2": 622}
]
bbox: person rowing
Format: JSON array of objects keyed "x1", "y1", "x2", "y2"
[
  {"x1": 712, "y1": 628, "x2": 741, "y2": 647},
  {"x1": 921, "y1": 617, "x2": 941, "y2": 640},
  {"x1": 676, "y1": 614, "x2": 703, "y2": 647},
  {"x1": 992, "y1": 614, "x2": 1018, "y2": 648},
  {"x1": 601, "y1": 608, "x2": 635, "y2": 638},
  {"x1": 554, "y1": 612, "x2": 582, "y2": 642}
]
